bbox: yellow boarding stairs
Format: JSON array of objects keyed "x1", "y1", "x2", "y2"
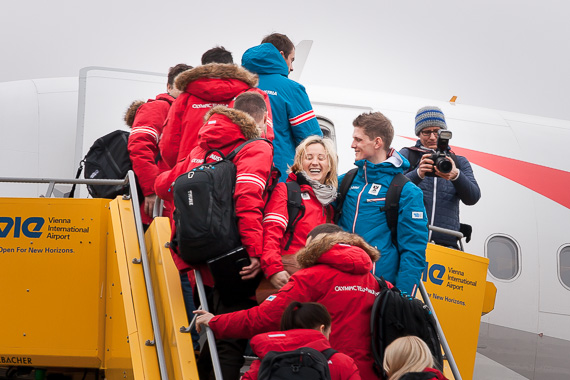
[{"x1": 0, "y1": 173, "x2": 495, "y2": 380}]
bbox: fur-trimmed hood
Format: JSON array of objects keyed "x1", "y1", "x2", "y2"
[
  {"x1": 123, "y1": 93, "x2": 173, "y2": 127},
  {"x1": 296, "y1": 231, "x2": 379, "y2": 274},
  {"x1": 197, "y1": 106, "x2": 261, "y2": 152},
  {"x1": 124, "y1": 100, "x2": 145, "y2": 128},
  {"x1": 175, "y1": 63, "x2": 258, "y2": 93},
  {"x1": 205, "y1": 106, "x2": 260, "y2": 140}
]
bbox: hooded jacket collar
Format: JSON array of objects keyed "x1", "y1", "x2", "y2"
[
  {"x1": 296, "y1": 231, "x2": 379, "y2": 274},
  {"x1": 241, "y1": 43, "x2": 289, "y2": 77},
  {"x1": 250, "y1": 329, "x2": 332, "y2": 360},
  {"x1": 414, "y1": 138, "x2": 453, "y2": 154},
  {"x1": 154, "y1": 93, "x2": 174, "y2": 104},
  {"x1": 198, "y1": 106, "x2": 260, "y2": 152},
  {"x1": 174, "y1": 63, "x2": 258, "y2": 101},
  {"x1": 354, "y1": 149, "x2": 410, "y2": 177}
]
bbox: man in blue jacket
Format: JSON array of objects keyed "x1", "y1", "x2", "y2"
[
  {"x1": 400, "y1": 106, "x2": 481, "y2": 249},
  {"x1": 242, "y1": 33, "x2": 322, "y2": 182},
  {"x1": 337, "y1": 112, "x2": 428, "y2": 296}
]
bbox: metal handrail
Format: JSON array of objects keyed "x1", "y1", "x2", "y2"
[
  {"x1": 195, "y1": 270, "x2": 224, "y2": 380},
  {"x1": 127, "y1": 171, "x2": 169, "y2": 380},
  {"x1": 428, "y1": 224, "x2": 465, "y2": 251},
  {"x1": 419, "y1": 281, "x2": 462, "y2": 380},
  {"x1": 0, "y1": 173, "x2": 169, "y2": 380},
  {"x1": 424, "y1": 224, "x2": 465, "y2": 379},
  {"x1": 0, "y1": 177, "x2": 127, "y2": 198}
]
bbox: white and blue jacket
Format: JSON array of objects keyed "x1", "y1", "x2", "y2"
[
  {"x1": 242, "y1": 43, "x2": 322, "y2": 182},
  {"x1": 337, "y1": 151, "x2": 428, "y2": 296}
]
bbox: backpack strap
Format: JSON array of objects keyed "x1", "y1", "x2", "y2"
[
  {"x1": 321, "y1": 348, "x2": 337, "y2": 361},
  {"x1": 283, "y1": 180, "x2": 305, "y2": 251},
  {"x1": 203, "y1": 149, "x2": 226, "y2": 163},
  {"x1": 405, "y1": 147, "x2": 425, "y2": 172},
  {"x1": 333, "y1": 168, "x2": 358, "y2": 224},
  {"x1": 68, "y1": 159, "x2": 85, "y2": 199},
  {"x1": 380, "y1": 173, "x2": 410, "y2": 251},
  {"x1": 226, "y1": 138, "x2": 272, "y2": 161}
]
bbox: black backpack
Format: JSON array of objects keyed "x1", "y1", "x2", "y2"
[
  {"x1": 334, "y1": 169, "x2": 410, "y2": 248},
  {"x1": 72, "y1": 130, "x2": 133, "y2": 199},
  {"x1": 371, "y1": 277, "x2": 443, "y2": 379},
  {"x1": 258, "y1": 347, "x2": 337, "y2": 380},
  {"x1": 282, "y1": 181, "x2": 305, "y2": 251},
  {"x1": 171, "y1": 138, "x2": 270, "y2": 265}
]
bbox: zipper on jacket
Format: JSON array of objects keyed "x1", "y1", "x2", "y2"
[
  {"x1": 352, "y1": 164, "x2": 368, "y2": 233},
  {"x1": 428, "y1": 177, "x2": 437, "y2": 241}
]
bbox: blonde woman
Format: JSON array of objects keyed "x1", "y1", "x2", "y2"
[
  {"x1": 383, "y1": 336, "x2": 448, "y2": 380},
  {"x1": 260, "y1": 136, "x2": 338, "y2": 293}
]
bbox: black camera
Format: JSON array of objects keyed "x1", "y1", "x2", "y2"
[{"x1": 425, "y1": 130, "x2": 453, "y2": 177}]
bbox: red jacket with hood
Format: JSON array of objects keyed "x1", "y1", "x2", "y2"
[
  {"x1": 399, "y1": 368, "x2": 449, "y2": 380},
  {"x1": 127, "y1": 93, "x2": 174, "y2": 224},
  {"x1": 155, "y1": 106, "x2": 274, "y2": 283},
  {"x1": 158, "y1": 63, "x2": 273, "y2": 169},
  {"x1": 243, "y1": 329, "x2": 361, "y2": 380},
  {"x1": 208, "y1": 231, "x2": 384, "y2": 380},
  {"x1": 262, "y1": 172, "x2": 334, "y2": 278}
]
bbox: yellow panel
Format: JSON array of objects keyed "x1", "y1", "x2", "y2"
[
  {"x1": 0, "y1": 198, "x2": 108, "y2": 367},
  {"x1": 423, "y1": 243, "x2": 490, "y2": 380},
  {"x1": 110, "y1": 198, "x2": 160, "y2": 379},
  {"x1": 145, "y1": 217, "x2": 200, "y2": 380},
  {"x1": 103, "y1": 200, "x2": 134, "y2": 378},
  {"x1": 482, "y1": 281, "x2": 497, "y2": 315}
]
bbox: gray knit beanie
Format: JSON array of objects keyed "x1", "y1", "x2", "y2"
[{"x1": 415, "y1": 106, "x2": 447, "y2": 136}]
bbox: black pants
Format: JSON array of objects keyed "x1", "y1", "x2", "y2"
[{"x1": 197, "y1": 286, "x2": 257, "y2": 380}]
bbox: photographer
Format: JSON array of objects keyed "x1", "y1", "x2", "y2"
[{"x1": 400, "y1": 106, "x2": 481, "y2": 249}]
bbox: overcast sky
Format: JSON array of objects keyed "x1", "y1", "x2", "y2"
[{"x1": 3, "y1": 0, "x2": 569, "y2": 120}]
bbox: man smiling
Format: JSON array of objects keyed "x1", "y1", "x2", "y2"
[{"x1": 336, "y1": 112, "x2": 428, "y2": 296}]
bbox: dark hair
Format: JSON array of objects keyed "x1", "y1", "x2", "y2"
[
  {"x1": 280, "y1": 302, "x2": 331, "y2": 331},
  {"x1": 201, "y1": 46, "x2": 233, "y2": 64},
  {"x1": 233, "y1": 92, "x2": 267, "y2": 123},
  {"x1": 306, "y1": 223, "x2": 343, "y2": 242},
  {"x1": 167, "y1": 63, "x2": 192, "y2": 86},
  {"x1": 353, "y1": 111, "x2": 394, "y2": 153},
  {"x1": 261, "y1": 33, "x2": 295, "y2": 57}
]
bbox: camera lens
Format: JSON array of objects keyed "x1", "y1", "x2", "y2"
[{"x1": 436, "y1": 157, "x2": 453, "y2": 173}]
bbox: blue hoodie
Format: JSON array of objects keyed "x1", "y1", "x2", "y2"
[
  {"x1": 242, "y1": 43, "x2": 322, "y2": 182},
  {"x1": 337, "y1": 151, "x2": 428, "y2": 296}
]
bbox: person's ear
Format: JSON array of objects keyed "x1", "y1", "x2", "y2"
[{"x1": 375, "y1": 137, "x2": 384, "y2": 150}]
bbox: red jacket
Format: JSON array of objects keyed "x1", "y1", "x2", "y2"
[
  {"x1": 158, "y1": 63, "x2": 273, "y2": 169},
  {"x1": 208, "y1": 232, "x2": 383, "y2": 380},
  {"x1": 127, "y1": 93, "x2": 174, "y2": 224},
  {"x1": 399, "y1": 368, "x2": 449, "y2": 380},
  {"x1": 155, "y1": 106, "x2": 274, "y2": 283},
  {"x1": 243, "y1": 329, "x2": 361, "y2": 380},
  {"x1": 262, "y1": 172, "x2": 333, "y2": 278}
]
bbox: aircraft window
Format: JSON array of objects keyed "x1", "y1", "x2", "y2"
[
  {"x1": 559, "y1": 246, "x2": 570, "y2": 289},
  {"x1": 486, "y1": 235, "x2": 520, "y2": 280},
  {"x1": 317, "y1": 116, "x2": 336, "y2": 144}
]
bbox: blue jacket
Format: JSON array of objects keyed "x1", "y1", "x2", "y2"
[
  {"x1": 400, "y1": 141, "x2": 481, "y2": 248},
  {"x1": 242, "y1": 43, "x2": 322, "y2": 182},
  {"x1": 337, "y1": 151, "x2": 428, "y2": 295}
]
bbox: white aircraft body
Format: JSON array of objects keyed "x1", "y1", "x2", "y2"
[{"x1": 1, "y1": 65, "x2": 569, "y2": 379}]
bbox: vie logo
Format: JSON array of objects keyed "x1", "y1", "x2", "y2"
[
  {"x1": 422, "y1": 262, "x2": 445, "y2": 286},
  {"x1": 0, "y1": 217, "x2": 44, "y2": 238}
]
